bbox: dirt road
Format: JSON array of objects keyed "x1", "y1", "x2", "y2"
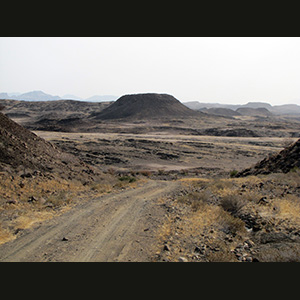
[{"x1": 0, "y1": 180, "x2": 178, "y2": 262}]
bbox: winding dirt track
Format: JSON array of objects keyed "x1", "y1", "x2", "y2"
[{"x1": 0, "y1": 180, "x2": 178, "y2": 262}]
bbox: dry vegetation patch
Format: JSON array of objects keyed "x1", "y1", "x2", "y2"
[
  {"x1": 155, "y1": 170, "x2": 300, "y2": 262},
  {"x1": 0, "y1": 171, "x2": 140, "y2": 245}
]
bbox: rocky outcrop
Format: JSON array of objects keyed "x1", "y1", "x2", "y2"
[{"x1": 237, "y1": 139, "x2": 300, "y2": 176}]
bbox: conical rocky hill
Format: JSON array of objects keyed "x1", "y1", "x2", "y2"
[
  {"x1": 237, "y1": 139, "x2": 300, "y2": 176},
  {"x1": 91, "y1": 93, "x2": 202, "y2": 120}
]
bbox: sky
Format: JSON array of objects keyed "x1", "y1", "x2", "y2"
[{"x1": 0, "y1": 37, "x2": 300, "y2": 105}]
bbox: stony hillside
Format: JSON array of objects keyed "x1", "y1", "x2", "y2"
[
  {"x1": 91, "y1": 93, "x2": 202, "y2": 120},
  {"x1": 237, "y1": 138, "x2": 300, "y2": 176},
  {"x1": 0, "y1": 112, "x2": 98, "y2": 181}
]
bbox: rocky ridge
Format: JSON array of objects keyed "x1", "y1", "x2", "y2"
[{"x1": 237, "y1": 138, "x2": 300, "y2": 176}]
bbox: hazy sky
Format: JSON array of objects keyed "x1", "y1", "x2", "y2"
[{"x1": 0, "y1": 37, "x2": 299, "y2": 105}]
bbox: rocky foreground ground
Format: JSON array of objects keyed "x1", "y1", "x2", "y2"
[{"x1": 154, "y1": 169, "x2": 300, "y2": 262}]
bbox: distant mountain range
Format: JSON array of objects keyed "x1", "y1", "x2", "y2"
[
  {"x1": 1, "y1": 91, "x2": 300, "y2": 116},
  {"x1": 183, "y1": 101, "x2": 300, "y2": 115},
  {"x1": 0, "y1": 91, "x2": 119, "y2": 102}
]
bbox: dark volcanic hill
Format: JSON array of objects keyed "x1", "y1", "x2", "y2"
[
  {"x1": 237, "y1": 139, "x2": 300, "y2": 176},
  {"x1": 91, "y1": 93, "x2": 202, "y2": 120},
  {"x1": 0, "y1": 112, "x2": 97, "y2": 180}
]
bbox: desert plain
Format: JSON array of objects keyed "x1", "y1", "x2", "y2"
[{"x1": 1, "y1": 94, "x2": 300, "y2": 262}]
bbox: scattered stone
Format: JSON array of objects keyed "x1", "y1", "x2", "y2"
[
  {"x1": 253, "y1": 224, "x2": 262, "y2": 232},
  {"x1": 194, "y1": 245, "x2": 206, "y2": 254},
  {"x1": 244, "y1": 240, "x2": 255, "y2": 248},
  {"x1": 28, "y1": 196, "x2": 37, "y2": 203},
  {"x1": 21, "y1": 172, "x2": 33, "y2": 179},
  {"x1": 163, "y1": 244, "x2": 171, "y2": 251},
  {"x1": 225, "y1": 236, "x2": 233, "y2": 243},
  {"x1": 245, "y1": 256, "x2": 253, "y2": 262},
  {"x1": 258, "y1": 197, "x2": 269, "y2": 205},
  {"x1": 38, "y1": 197, "x2": 47, "y2": 205},
  {"x1": 62, "y1": 237, "x2": 69, "y2": 241},
  {"x1": 46, "y1": 202, "x2": 54, "y2": 209},
  {"x1": 178, "y1": 257, "x2": 188, "y2": 262},
  {"x1": 14, "y1": 228, "x2": 23, "y2": 235},
  {"x1": 6, "y1": 199, "x2": 17, "y2": 204},
  {"x1": 212, "y1": 247, "x2": 220, "y2": 252},
  {"x1": 258, "y1": 182, "x2": 264, "y2": 188}
]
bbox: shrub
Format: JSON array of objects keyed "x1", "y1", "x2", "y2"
[
  {"x1": 243, "y1": 190, "x2": 262, "y2": 203},
  {"x1": 45, "y1": 190, "x2": 70, "y2": 208},
  {"x1": 230, "y1": 170, "x2": 238, "y2": 178},
  {"x1": 118, "y1": 175, "x2": 136, "y2": 183},
  {"x1": 158, "y1": 169, "x2": 165, "y2": 175},
  {"x1": 177, "y1": 191, "x2": 212, "y2": 211},
  {"x1": 219, "y1": 193, "x2": 246, "y2": 216},
  {"x1": 289, "y1": 166, "x2": 299, "y2": 173},
  {"x1": 107, "y1": 168, "x2": 115, "y2": 175},
  {"x1": 90, "y1": 183, "x2": 112, "y2": 194},
  {"x1": 140, "y1": 170, "x2": 152, "y2": 177},
  {"x1": 218, "y1": 209, "x2": 246, "y2": 236}
]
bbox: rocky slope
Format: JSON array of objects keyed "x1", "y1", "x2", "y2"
[
  {"x1": 237, "y1": 138, "x2": 300, "y2": 176},
  {"x1": 0, "y1": 112, "x2": 98, "y2": 181}
]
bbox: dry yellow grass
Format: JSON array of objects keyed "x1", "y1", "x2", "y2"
[
  {"x1": 277, "y1": 195, "x2": 300, "y2": 219},
  {"x1": 0, "y1": 175, "x2": 85, "y2": 245},
  {"x1": 156, "y1": 170, "x2": 300, "y2": 262},
  {"x1": 179, "y1": 177, "x2": 210, "y2": 183},
  {"x1": 0, "y1": 171, "x2": 142, "y2": 245},
  {"x1": 186, "y1": 201, "x2": 245, "y2": 236},
  {"x1": 0, "y1": 172, "x2": 120, "y2": 245},
  {"x1": 0, "y1": 223, "x2": 11, "y2": 245},
  {"x1": 156, "y1": 195, "x2": 246, "y2": 261}
]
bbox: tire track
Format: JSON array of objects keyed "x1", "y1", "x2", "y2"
[{"x1": 0, "y1": 180, "x2": 178, "y2": 262}]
